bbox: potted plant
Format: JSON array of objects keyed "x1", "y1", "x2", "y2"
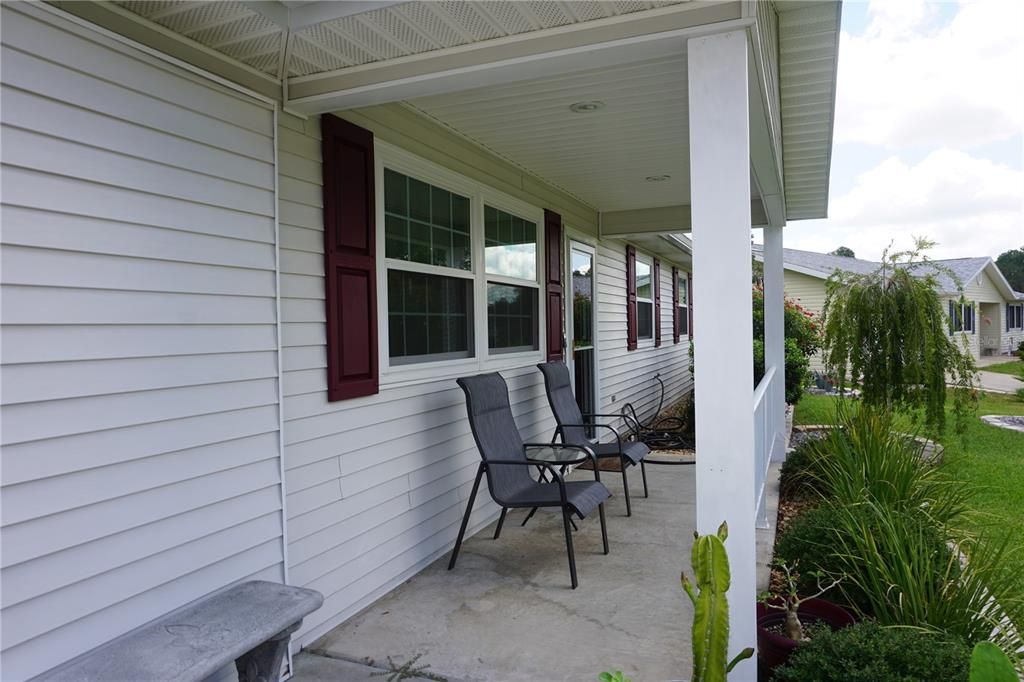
[{"x1": 757, "y1": 562, "x2": 855, "y2": 672}]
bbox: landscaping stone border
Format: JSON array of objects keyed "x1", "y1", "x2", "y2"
[{"x1": 980, "y1": 415, "x2": 1024, "y2": 433}]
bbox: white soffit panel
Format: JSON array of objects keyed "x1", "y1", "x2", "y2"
[
  {"x1": 777, "y1": 1, "x2": 841, "y2": 220},
  {"x1": 409, "y1": 54, "x2": 690, "y2": 213},
  {"x1": 113, "y1": 1, "x2": 687, "y2": 77}
]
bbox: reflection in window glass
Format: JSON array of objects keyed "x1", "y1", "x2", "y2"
[
  {"x1": 388, "y1": 270, "x2": 473, "y2": 363},
  {"x1": 636, "y1": 260, "x2": 652, "y2": 300},
  {"x1": 572, "y1": 250, "x2": 593, "y2": 349},
  {"x1": 487, "y1": 283, "x2": 538, "y2": 352},
  {"x1": 484, "y1": 205, "x2": 537, "y2": 280},
  {"x1": 385, "y1": 169, "x2": 471, "y2": 271}
]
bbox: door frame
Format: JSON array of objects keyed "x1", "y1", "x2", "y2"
[{"x1": 565, "y1": 230, "x2": 600, "y2": 414}]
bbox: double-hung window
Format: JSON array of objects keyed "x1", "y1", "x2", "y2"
[
  {"x1": 485, "y1": 206, "x2": 539, "y2": 353},
  {"x1": 1008, "y1": 303, "x2": 1023, "y2": 330},
  {"x1": 384, "y1": 169, "x2": 474, "y2": 364},
  {"x1": 678, "y1": 272, "x2": 689, "y2": 336},
  {"x1": 949, "y1": 300, "x2": 975, "y2": 333},
  {"x1": 380, "y1": 149, "x2": 543, "y2": 374},
  {"x1": 635, "y1": 257, "x2": 654, "y2": 340}
]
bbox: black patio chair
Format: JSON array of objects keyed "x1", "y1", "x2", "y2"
[
  {"x1": 449, "y1": 372, "x2": 611, "y2": 589},
  {"x1": 537, "y1": 361, "x2": 650, "y2": 517}
]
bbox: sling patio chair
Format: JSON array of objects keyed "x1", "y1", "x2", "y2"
[
  {"x1": 537, "y1": 361, "x2": 651, "y2": 517},
  {"x1": 449, "y1": 372, "x2": 611, "y2": 589}
]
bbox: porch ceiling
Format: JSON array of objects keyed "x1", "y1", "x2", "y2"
[
  {"x1": 409, "y1": 55, "x2": 690, "y2": 213},
  {"x1": 111, "y1": 0, "x2": 686, "y2": 78}
]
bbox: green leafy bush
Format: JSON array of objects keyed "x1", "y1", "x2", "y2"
[
  {"x1": 753, "y1": 288, "x2": 820, "y2": 405},
  {"x1": 773, "y1": 621, "x2": 971, "y2": 682},
  {"x1": 778, "y1": 440, "x2": 823, "y2": 500}
]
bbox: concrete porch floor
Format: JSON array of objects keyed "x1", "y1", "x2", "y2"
[{"x1": 304, "y1": 465, "x2": 698, "y2": 682}]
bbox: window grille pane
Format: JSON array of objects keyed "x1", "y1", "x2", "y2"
[
  {"x1": 484, "y1": 205, "x2": 537, "y2": 280},
  {"x1": 384, "y1": 169, "x2": 471, "y2": 272},
  {"x1": 387, "y1": 270, "x2": 472, "y2": 362},
  {"x1": 636, "y1": 261, "x2": 652, "y2": 300},
  {"x1": 638, "y1": 301, "x2": 653, "y2": 339},
  {"x1": 487, "y1": 283, "x2": 538, "y2": 352}
]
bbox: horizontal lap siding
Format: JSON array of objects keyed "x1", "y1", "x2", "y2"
[
  {"x1": 0, "y1": 6, "x2": 283, "y2": 680},
  {"x1": 277, "y1": 111, "x2": 567, "y2": 648},
  {"x1": 596, "y1": 242, "x2": 692, "y2": 433},
  {"x1": 782, "y1": 270, "x2": 827, "y2": 371}
]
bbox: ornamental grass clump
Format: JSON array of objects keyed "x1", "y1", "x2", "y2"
[
  {"x1": 806, "y1": 404, "x2": 971, "y2": 527},
  {"x1": 827, "y1": 499, "x2": 1024, "y2": 671},
  {"x1": 821, "y1": 238, "x2": 976, "y2": 436}
]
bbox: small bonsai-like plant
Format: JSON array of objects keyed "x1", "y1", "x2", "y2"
[
  {"x1": 681, "y1": 521, "x2": 754, "y2": 682},
  {"x1": 760, "y1": 562, "x2": 842, "y2": 641}
]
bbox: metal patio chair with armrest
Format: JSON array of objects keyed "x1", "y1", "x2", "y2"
[
  {"x1": 537, "y1": 361, "x2": 651, "y2": 517},
  {"x1": 449, "y1": 372, "x2": 611, "y2": 589}
]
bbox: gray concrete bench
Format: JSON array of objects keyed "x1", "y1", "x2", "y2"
[{"x1": 36, "y1": 581, "x2": 323, "y2": 682}]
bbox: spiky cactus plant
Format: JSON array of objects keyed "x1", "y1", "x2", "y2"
[{"x1": 681, "y1": 522, "x2": 754, "y2": 682}]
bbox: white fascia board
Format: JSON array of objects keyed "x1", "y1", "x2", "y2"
[{"x1": 286, "y1": 2, "x2": 750, "y2": 112}]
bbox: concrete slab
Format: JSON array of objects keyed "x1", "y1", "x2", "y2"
[
  {"x1": 292, "y1": 652, "x2": 393, "y2": 680},
  {"x1": 310, "y1": 467, "x2": 698, "y2": 682},
  {"x1": 976, "y1": 370, "x2": 1023, "y2": 394}
]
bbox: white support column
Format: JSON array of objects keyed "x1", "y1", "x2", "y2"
[
  {"x1": 688, "y1": 29, "x2": 756, "y2": 678},
  {"x1": 763, "y1": 224, "x2": 787, "y2": 445}
]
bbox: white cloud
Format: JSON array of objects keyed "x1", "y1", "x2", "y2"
[
  {"x1": 786, "y1": 149, "x2": 1024, "y2": 260},
  {"x1": 835, "y1": 0, "x2": 1024, "y2": 149}
]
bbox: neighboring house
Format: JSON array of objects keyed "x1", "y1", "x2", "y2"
[
  {"x1": 753, "y1": 246, "x2": 1024, "y2": 367},
  {"x1": 0, "y1": 2, "x2": 840, "y2": 679}
]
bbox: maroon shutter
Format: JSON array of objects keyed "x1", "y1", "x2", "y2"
[
  {"x1": 626, "y1": 245, "x2": 637, "y2": 351},
  {"x1": 321, "y1": 115, "x2": 378, "y2": 402},
  {"x1": 653, "y1": 258, "x2": 662, "y2": 347},
  {"x1": 544, "y1": 209, "x2": 565, "y2": 362},
  {"x1": 687, "y1": 272, "x2": 694, "y2": 339},
  {"x1": 672, "y1": 266, "x2": 681, "y2": 344}
]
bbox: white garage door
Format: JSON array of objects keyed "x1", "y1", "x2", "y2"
[{"x1": 0, "y1": 4, "x2": 284, "y2": 679}]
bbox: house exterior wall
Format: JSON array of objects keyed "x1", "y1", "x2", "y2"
[
  {"x1": 781, "y1": 270, "x2": 827, "y2": 371},
  {"x1": 277, "y1": 104, "x2": 693, "y2": 648},
  {"x1": 0, "y1": 6, "x2": 285, "y2": 680}
]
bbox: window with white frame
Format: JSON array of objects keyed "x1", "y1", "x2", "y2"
[
  {"x1": 485, "y1": 205, "x2": 539, "y2": 353},
  {"x1": 381, "y1": 158, "x2": 541, "y2": 368},
  {"x1": 635, "y1": 257, "x2": 653, "y2": 340},
  {"x1": 1009, "y1": 303, "x2": 1024, "y2": 330},
  {"x1": 678, "y1": 272, "x2": 689, "y2": 336},
  {"x1": 949, "y1": 300, "x2": 975, "y2": 333}
]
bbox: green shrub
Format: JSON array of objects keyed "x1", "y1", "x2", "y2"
[
  {"x1": 778, "y1": 440, "x2": 824, "y2": 500},
  {"x1": 1017, "y1": 339, "x2": 1024, "y2": 361},
  {"x1": 773, "y1": 621, "x2": 971, "y2": 682},
  {"x1": 774, "y1": 504, "x2": 947, "y2": 616},
  {"x1": 753, "y1": 288, "x2": 819, "y2": 405},
  {"x1": 808, "y1": 404, "x2": 970, "y2": 526},
  {"x1": 827, "y1": 500, "x2": 1024, "y2": 665}
]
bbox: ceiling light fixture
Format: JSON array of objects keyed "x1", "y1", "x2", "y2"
[
  {"x1": 645, "y1": 175, "x2": 671, "y2": 182},
  {"x1": 569, "y1": 100, "x2": 605, "y2": 113}
]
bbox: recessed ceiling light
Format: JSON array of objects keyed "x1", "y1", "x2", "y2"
[
  {"x1": 645, "y1": 175, "x2": 671, "y2": 182},
  {"x1": 569, "y1": 100, "x2": 605, "y2": 113}
]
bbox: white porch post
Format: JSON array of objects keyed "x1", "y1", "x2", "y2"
[
  {"x1": 688, "y1": 28, "x2": 756, "y2": 677},
  {"x1": 763, "y1": 224, "x2": 787, "y2": 443}
]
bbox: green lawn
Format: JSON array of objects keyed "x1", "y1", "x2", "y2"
[
  {"x1": 981, "y1": 358, "x2": 1024, "y2": 377},
  {"x1": 793, "y1": 391, "x2": 1024, "y2": 541}
]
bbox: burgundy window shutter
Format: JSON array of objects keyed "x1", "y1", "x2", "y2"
[
  {"x1": 687, "y1": 273, "x2": 693, "y2": 339},
  {"x1": 653, "y1": 259, "x2": 662, "y2": 347},
  {"x1": 321, "y1": 114, "x2": 378, "y2": 402},
  {"x1": 672, "y1": 266, "x2": 681, "y2": 344},
  {"x1": 626, "y1": 245, "x2": 637, "y2": 351},
  {"x1": 544, "y1": 209, "x2": 565, "y2": 362}
]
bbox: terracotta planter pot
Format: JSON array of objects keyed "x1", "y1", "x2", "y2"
[{"x1": 757, "y1": 597, "x2": 855, "y2": 673}]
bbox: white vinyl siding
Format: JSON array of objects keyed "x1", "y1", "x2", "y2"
[
  {"x1": 0, "y1": 6, "x2": 283, "y2": 680},
  {"x1": 596, "y1": 241, "x2": 693, "y2": 429},
  {"x1": 278, "y1": 113, "x2": 564, "y2": 649}
]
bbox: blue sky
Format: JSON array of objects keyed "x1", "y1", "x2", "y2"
[{"x1": 778, "y1": 0, "x2": 1023, "y2": 262}]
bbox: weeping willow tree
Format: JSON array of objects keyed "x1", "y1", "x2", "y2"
[{"x1": 821, "y1": 238, "x2": 977, "y2": 436}]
